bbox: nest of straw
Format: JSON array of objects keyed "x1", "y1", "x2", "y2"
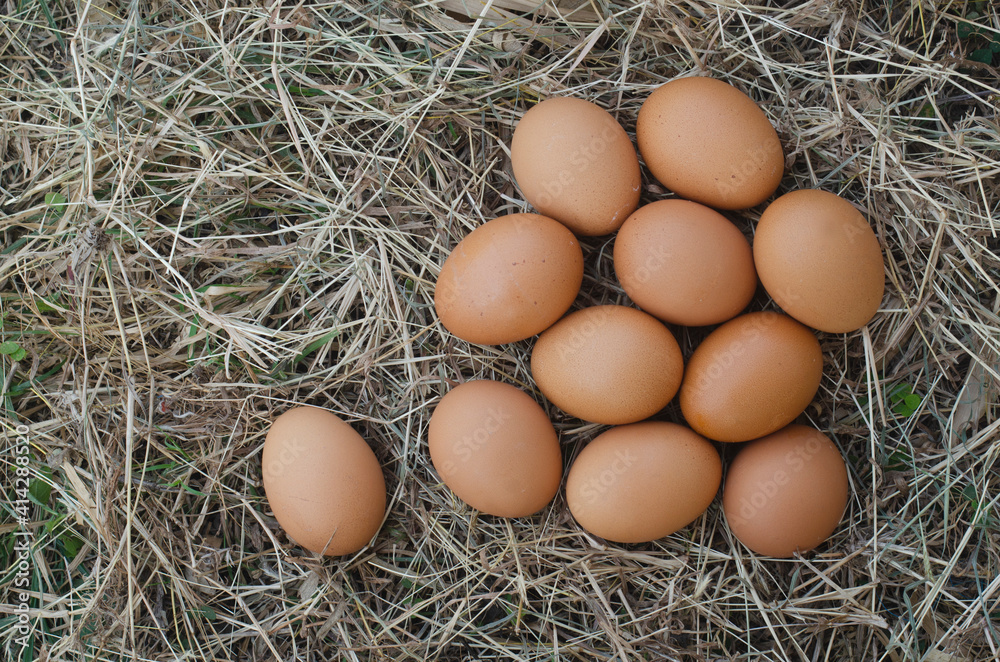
[{"x1": 1, "y1": 0, "x2": 998, "y2": 660}]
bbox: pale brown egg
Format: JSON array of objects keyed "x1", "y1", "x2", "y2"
[
  {"x1": 531, "y1": 305, "x2": 684, "y2": 425},
  {"x1": 754, "y1": 189, "x2": 885, "y2": 333},
  {"x1": 614, "y1": 199, "x2": 757, "y2": 326},
  {"x1": 511, "y1": 97, "x2": 641, "y2": 236},
  {"x1": 428, "y1": 380, "x2": 562, "y2": 518},
  {"x1": 679, "y1": 312, "x2": 822, "y2": 442},
  {"x1": 723, "y1": 424, "x2": 849, "y2": 557},
  {"x1": 434, "y1": 213, "x2": 584, "y2": 345},
  {"x1": 636, "y1": 77, "x2": 783, "y2": 210},
  {"x1": 262, "y1": 406, "x2": 385, "y2": 556},
  {"x1": 566, "y1": 422, "x2": 721, "y2": 543}
]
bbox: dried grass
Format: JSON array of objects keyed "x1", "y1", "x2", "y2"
[{"x1": 1, "y1": 0, "x2": 998, "y2": 660}]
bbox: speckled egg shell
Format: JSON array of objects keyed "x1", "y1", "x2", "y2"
[
  {"x1": 262, "y1": 406, "x2": 386, "y2": 556},
  {"x1": 754, "y1": 189, "x2": 885, "y2": 333},
  {"x1": 679, "y1": 312, "x2": 822, "y2": 442},
  {"x1": 531, "y1": 305, "x2": 684, "y2": 425},
  {"x1": 723, "y1": 424, "x2": 849, "y2": 557},
  {"x1": 566, "y1": 421, "x2": 721, "y2": 543},
  {"x1": 512, "y1": 97, "x2": 641, "y2": 236},
  {"x1": 428, "y1": 380, "x2": 562, "y2": 518},
  {"x1": 614, "y1": 199, "x2": 758, "y2": 326},
  {"x1": 636, "y1": 77, "x2": 783, "y2": 210},
  {"x1": 434, "y1": 213, "x2": 584, "y2": 345}
]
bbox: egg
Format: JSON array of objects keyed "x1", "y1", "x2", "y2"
[
  {"x1": 428, "y1": 380, "x2": 562, "y2": 518},
  {"x1": 531, "y1": 305, "x2": 684, "y2": 425},
  {"x1": 722, "y1": 424, "x2": 849, "y2": 557},
  {"x1": 566, "y1": 422, "x2": 721, "y2": 543},
  {"x1": 262, "y1": 406, "x2": 386, "y2": 556},
  {"x1": 679, "y1": 312, "x2": 822, "y2": 442},
  {"x1": 636, "y1": 77, "x2": 783, "y2": 210},
  {"x1": 511, "y1": 97, "x2": 641, "y2": 236},
  {"x1": 753, "y1": 189, "x2": 885, "y2": 333},
  {"x1": 434, "y1": 213, "x2": 584, "y2": 345},
  {"x1": 614, "y1": 199, "x2": 757, "y2": 326}
]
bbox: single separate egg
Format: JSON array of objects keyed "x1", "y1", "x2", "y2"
[
  {"x1": 679, "y1": 312, "x2": 822, "y2": 442},
  {"x1": 428, "y1": 380, "x2": 562, "y2": 518},
  {"x1": 262, "y1": 406, "x2": 386, "y2": 556},
  {"x1": 754, "y1": 189, "x2": 885, "y2": 333},
  {"x1": 614, "y1": 199, "x2": 757, "y2": 326},
  {"x1": 434, "y1": 213, "x2": 584, "y2": 345},
  {"x1": 566, "y1": 421, "x2": 721, "y2": 543},
  {"x1": 723, "y1": 424, "x2": 849, "y2": 557},
  {"x1": 531, "y1": 305, "x2": 684, "y2": 425},
  {"x1": 512, "y1": 97, "x2": 641, "y2": 236},
  {"x1": 636, "y1": 77, "x2": 783, "y2": 210}
]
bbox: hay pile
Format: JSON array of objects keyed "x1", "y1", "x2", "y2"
[{"x1": 1, "y1": 0, "x2": 998, "y2": 659}]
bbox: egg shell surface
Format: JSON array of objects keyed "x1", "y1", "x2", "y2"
[
  {"x1": 428, "y1": 380, "x2": 562, "y2": 518},
  {"x1": 512, "y1": 97, "x2": 641, "y2": 236},
  {"x1": 531, "y1": 305, "x2": 684, "y2": 425},
  {"x1": 434, "y1": 213, "x2": 584, "y2": 345},
  {"x1": 723, "y1": 424, "x2": 849, "y2": 557},
  {"x1": 679, "y1": 312, "x2": 822, "y2": 442},
  {"x1": 566, "y1": 421, "x2": 722, "y2": 543},
  {"x1": 262, "y1": 406, "x2": 386, "y2": 556},
  {"x1": 636, "y1": 77, "x2": 783, "y2": 210},
  {"x1": 754, "y1": 189, "x2": 885, "y2": 333},
  {"x1": 614, "y1": 199, "x2": 757, "y2": 326}
]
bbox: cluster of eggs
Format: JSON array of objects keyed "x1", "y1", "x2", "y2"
[{"x1": 260, "y1": 77, "x2": 885, "y2": 559}]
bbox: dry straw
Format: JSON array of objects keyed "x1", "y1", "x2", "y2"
[{"x1": 1, "y1": 0, "x2": 998, "y2": 660}]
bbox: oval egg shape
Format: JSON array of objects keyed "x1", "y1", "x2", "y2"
[
  {"x1": 636, "y1": 77, "x2": 783, "y2": 210},
  {"x1": 723, "y1": 424, "x2": 849, "y2": 557},
  {"x1": 566, "y1": 422, "x2": 721, "y2": 543},
  {"x1": 614, "y1": 199, "x2": 757, "y2": 326},
  {"x1": 262, "y1": 406, "x2": 386, "y2": 556},
  {"x1": 754, "y1": 189, "x2": 885, "y2": 333},
  {"x1": 428, "y1": 380, "x2": 562, "y2": 518},
  {"x1": 531, "y1": 305, "x2": 684, "y2": 425},
  {"x1": 434, "y1": 213, "x2": 584, "y2": 345},
  {"x1": 512, "y1": 97, "x2": 641, "y2": 236},
  {"x1": 679, "y1": 312, "x2": 822, "y2": 442}
]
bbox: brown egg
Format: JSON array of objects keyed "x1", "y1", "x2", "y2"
[
  {"x1": 754, "y1": 189, "x2": 885, "y2": 333},
  {"x1": 723, "y1": 425, "x2": 849, "y2": 557},
  {"x1": 262, "y1": 407, "x2": 386, "y2": 556},
  {"x1": 566, "y1": 422, "x2": 721, "y2": 543},
  {"x1": 511, "y1": 97, "x2": 641, "y2": 236},
  {"x1": 428, "y1": 380, "x2": 562, "y2": 518},
  {"x1": 434, "y1": 213, "x2": 584, "y2": 345},
  {"x1": 614, "y1": 199, "x2": 757, "y2": 326},
  {"x1": 531, "y1": 305, "x2": 684, "y2": 425},
  {"x1": 636, "y1": 77, "x2": 783, "y2": 210},
  {"x1": 679, "y1": 312, "x2": 822, "y2": 442}
]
